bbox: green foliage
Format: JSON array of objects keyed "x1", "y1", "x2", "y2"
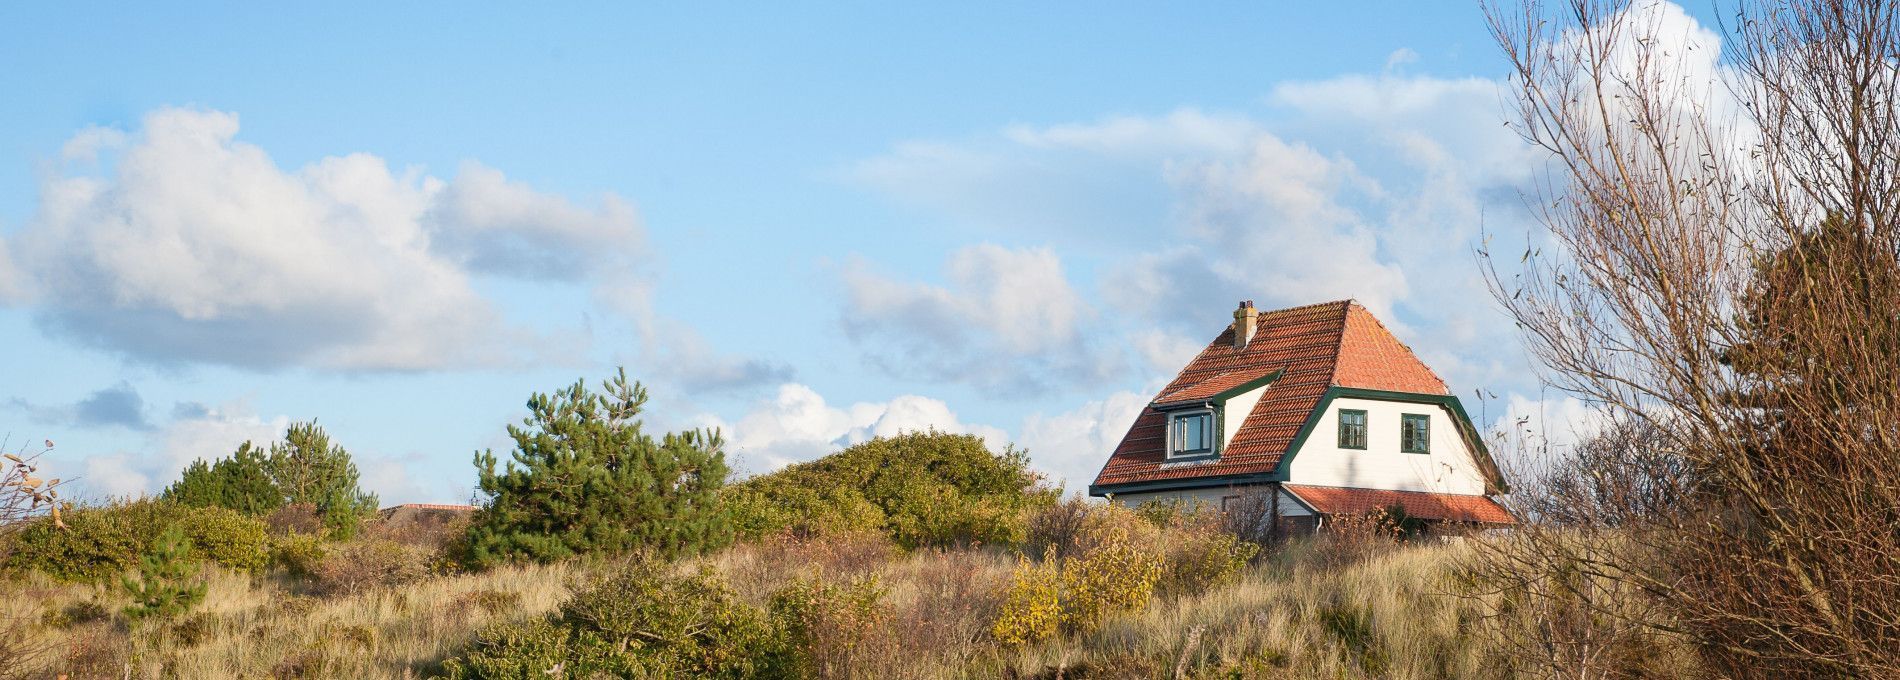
[
  {"x1": 440, "y1": 564, "x2": 791, "y2": 679},
  {"x1": 6, "y1": 499, "x2": 272, "y2": 582},
  {"x1": 270, "y1": 533, "x2": 327, "y2": 577},
  {"x1": 1057, "y1": 520, "x2": 1164, "y2": 632},
  {"x1": 176, "y1": 506, "x2": 271, "y2": 572},
  {"x1": 162, "y1": 442, "x2": 283, "y2": 516},
  {"x1": 726, "y1": 430, "x2": 1056, "y2": 550},
  {"x1": 464, "y1": 369, "x2": 732, "y2": 567},
  {"x1": 120, "y1": 526, "x2": 206, "y2": 623},
  {"x1": 266, "y1": 422, "x2": 378, "y2": 539}
]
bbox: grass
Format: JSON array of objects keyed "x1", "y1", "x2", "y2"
[{"x1": 6, "y1": 535, "x2": 1598, "y2": 679}]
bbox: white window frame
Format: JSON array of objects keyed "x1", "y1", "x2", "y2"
[{"x1": 1167, "y1": 409, "x2": 1215, "y2": 458}]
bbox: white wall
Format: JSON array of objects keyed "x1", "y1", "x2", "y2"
[
  {"x1": 1221, "y1": 382, "x2": 1269, "y2": 448},
  {"x1": 1285, "y1": 397, "x2": 1488, "y2": 495},
  {"x1": 1107, "y1": 484, "x2": 1312, "y2": 517}
]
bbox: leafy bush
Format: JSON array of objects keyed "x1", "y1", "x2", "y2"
[
  {"x1": 1156, "y1": 509, "x2": 1258, "y2": 596},
  {"x1": 991, "y1": 557, "x2": 1061, "y2": 645},
  {"x1": 464, "y1": 369, "x2": 732, "y2": 567},
  {"x1": 308, "y1": 539, "x2": 427, "y2": 595},
  {"x1": 769, "y1": 575, "x2": 891, "y2": 678},
  {"x1": 726, "y1": 430, "x2": 1056, "y2": 550},
  {"x1": 6, "y1": 499, "x2": 274, "y2": 582},
  {"x1": 1057, "y1": 520, "x2": 1164, "y2": 632},
  {"x1": 177, "y1": 505, "x2": 271, "y2": 572},
  {"x1": 120, "y1": 526, "x2": 206, "y2": 623},
  {"x1": 440, "y1": 563, "x2": 790, "y2": 678},
  {"x1": 270, "y1": 533, "x2": 327, "y2": 577}
]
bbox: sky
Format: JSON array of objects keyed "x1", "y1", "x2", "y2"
[{"x1": 0, "y1": 2, "x2": 1726, "y2": 504}]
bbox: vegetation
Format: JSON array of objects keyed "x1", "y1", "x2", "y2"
[
  {"x1": 267, "y1": 422, "x2": 379, "y2": 538},
  {"x1": 464, "y1": 369, "x2": 732, "y2": 567},
  {"x1": 119, "y1": 525, "x2": 206, "y2": 624},
  {"x1": 725, "y1": 430, "x2": 1057, "y2": 549},
  {"x1": 163, "y1": 441, "x2": 283, "y2": 516}
]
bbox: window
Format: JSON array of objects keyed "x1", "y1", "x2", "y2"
[
  {"x1": 1337, "y1": 409, "x2": 1367, "y2": 449},
  {"x1": 1400, "y1": 413, "x2": 1431, "y2": 453},
  {"x1": 1169, "y1": 410, "x2": 1214, "y2": 457}
]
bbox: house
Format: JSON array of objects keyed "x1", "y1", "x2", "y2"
[{"x1": 1087, "y1": 300, "x2": 1512, "y2": 533}]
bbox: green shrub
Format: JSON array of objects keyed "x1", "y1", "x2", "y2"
[
  {"x1": 176, "y1": 506, "x2": 270, "y2": 572},
  {"x1": 8, "y1": 499, "x2": 175, "y2": 582},
  {"x1": 120, "y1": 526, "x2": 205, "y2": 624},
  {"x1": 6, "y1": 499, "x2": 273, "y2": 582},
  {"x1": 163, "y1": 442, "x2": 282, "y2": 515},
  {"x1": 726, "y1": 430, "x2": 1056, "y2": 550},
  {"x1": 464, "y1": 369, "x2": 732, "y2": 567},
  {"x1": 1058, "y1": 521, "x2": 1163, "y2": 632},
  {"x1": 271, "y1": 533, "x2": 327, "y2": 576},
  {"x1": 441, "y1": 563, "x2": 791, "y2": 679}
]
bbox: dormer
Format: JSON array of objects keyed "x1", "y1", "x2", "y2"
[{"x1": 1150, "y1": 366, "x2": 1281, "y2": 461}]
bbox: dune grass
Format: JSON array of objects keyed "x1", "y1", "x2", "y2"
[{"x1": 7, "y1": 536, "x2": 1614, "y2": 679}]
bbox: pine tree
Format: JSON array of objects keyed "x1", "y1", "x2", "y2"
[
  {"x1": 120, "y1": 525, "x2": 206, "y2": 623},
  {"x1": 465, "y1": 368, "x2": 732, "y2": 567},
  {"x1": 266, "y1": 422, "x2": 378, "y2": 538},
  {"x1": 162, "y1": 442, "x2": 283, "y2": 515}
]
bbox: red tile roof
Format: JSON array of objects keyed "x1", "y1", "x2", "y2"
[
  {"x1": 1090, "y1": 300, "x2": 1451, "y2": 489},
  {"x1": 1284, "y1": 484, "x2": 1515, "y2": 524}
]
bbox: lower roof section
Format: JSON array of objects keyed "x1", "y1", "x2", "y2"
[{"x1": 1282, "y1": 484, "x2": 1515, "y2": 524}]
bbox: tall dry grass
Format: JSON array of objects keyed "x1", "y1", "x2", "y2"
[{"x1": 6, "y1": 560, "x2": 577, "y2": 679}]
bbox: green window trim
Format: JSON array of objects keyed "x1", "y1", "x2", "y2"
[
  {"x1": 1337, "y1": 409, "x2": 1367, "y2": 449},
  {"x1": 1400, "y1": 413, "x2": 1431, "y2": 454}
]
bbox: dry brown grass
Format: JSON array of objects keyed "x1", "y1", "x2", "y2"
[
  {"x1": 5, "y1": 560, "x2": 577, "y2": 679},
  {"x1": 5, "y1": 534, "x2": 1697, "y2": 679}
]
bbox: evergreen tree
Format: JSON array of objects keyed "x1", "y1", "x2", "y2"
[
  {"x1": 162, "y1": 442, "x2": 283, "y2": 515},
  {"x1": 120, "y1": 525, "x2": 206, "y2": 623},
  {"x1": 266, "y1": 422, "x2": 378, "y2": 538},
  {"x1": 465, "y1": 368, "x2": 731, "y2": 567}
]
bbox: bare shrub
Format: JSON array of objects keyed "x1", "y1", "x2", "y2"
[
  {"x1": 266, "y1": 502, "x2": 324, "y2": 536},
  {"x1": 1024, "y1": 495, "x2": 1091, "y2": 562},
  {"x1": 308, "y1": 539, "x2": 428, "y2": 596},
  {"x1": 0, "y1": 439, "x2": 62, "y2": 679},
  {"x1": 1479, "y1": 0, "x2": 1900, "y2": 674}
]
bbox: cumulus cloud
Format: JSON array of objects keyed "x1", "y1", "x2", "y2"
[
  {"x1": 75, "y1": 402, "x2": 288, "y2": 498},
  {"x1": 847, "y1": 67, "x2": 1546, "y2": 394},
  {"x1": 841, "y1": 244, "x2": 1121, "y2": 394},
  {"x1": 1, "y1": 107, "x2": 642, "y2": 371},
  {"x1": 1015, "y1": 390, "x2": 1148, "y2": 493},
  {"x1": 716, "y1": 383, "x2": 1009, "y2": 476}
]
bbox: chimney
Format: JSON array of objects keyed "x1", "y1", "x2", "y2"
[{"x1": 1232, "y1": 300, "x2": 1257, "y2": 350}]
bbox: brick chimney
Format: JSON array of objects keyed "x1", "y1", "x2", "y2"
[{"x1": 1232, "y1": 300, "x2": 1257, "y2": 350}]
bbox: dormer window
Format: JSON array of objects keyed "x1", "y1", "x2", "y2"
[{"x1": 1168, "y1": 410, "x2": 1214, "y2": 457}]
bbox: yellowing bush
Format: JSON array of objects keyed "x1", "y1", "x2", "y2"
[
  {"x1": 991, "y1": 557, "x2": 1061, "y2": 645},
  {"x1": 177, "y1": 506, "x2": 271, "y2": 572},
  {"x1": 1058, "y1": 523, "x2": 1163, "y2": 632}
]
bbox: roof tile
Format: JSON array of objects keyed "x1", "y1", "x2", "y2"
[{"x1": 1284, "y1": 484, "x2": 1515, "y2": 524}]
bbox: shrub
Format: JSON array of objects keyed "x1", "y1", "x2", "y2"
[
  {"x1": 464, "y1": 369, "x2": 732, "y2": 567},
  {"x1": 440, "y1": 563, "x2": 789, "y2": 678},
  {"x1": 726, "y1": 430, "x2": 1057, "y2": 550},
  {"x1": 120, "y1": 526, "x2": 206, "y2": 623},
  {"x1": 1024, "y1": 496, "x2": 1091, "y2": 563},
  {"x1": 270, "y1": 533, "x2": 327, "y2": 577},
  {"x1": 266, "y1": 503, "x2": 324, "y2": 536},
  {"x1": 7, "y1": 499, "x2": 172, "y2": 582},
  {"x1": 1155, "y1": 509, "x2": 1258, "y2": 596},
  {"x1": 1057, "y1": 521, "x2": 1163, "y2": 632},
  {"x1": 770, "y1": 575, "x2": 891, "y2": 678},
  {"x1": 991, "y1": 557, "x2": 1061, "y2": 645},
  {"x1": 308, "y1": 539, "x2": 427, "y2": 595},
  {"x1": 177, "y1": 505, "x2": 271, "y2": 572}
]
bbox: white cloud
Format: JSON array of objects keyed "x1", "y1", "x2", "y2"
[
  {"x1": 841, "y1": 244, "x2": 1122, "y2": 394},
  {"x1": 1491, "y1": 393, "x2": 1609, "y2": 459},
  {"x1": 3, "y1": 107, "x2": 643, "y2": 371},
  {"x1": 1016, "y1": 391, "x2": 1148, "y2": 493},
  {"x1": 73, "y1": 402, "x2": 287, "y2": 498},
  {"x1": 717, "y1": 383, "x2": 1009, "y2": 476}
]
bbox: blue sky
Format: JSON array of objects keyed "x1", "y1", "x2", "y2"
[{"x1": 0, "y1": 2, "x2": 1721, "y2": 503}]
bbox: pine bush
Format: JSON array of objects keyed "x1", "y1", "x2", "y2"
[
  {"x1": 463, "y1": 369, "x2": 732, "y2": 567},
  {"x1": 120, "y1": 525, "x2": 206, "y2": 623}
]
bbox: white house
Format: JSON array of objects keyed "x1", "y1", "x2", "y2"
[{"x1": 1087, "y1": 300, "x2": 1512, "y2": 532}]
